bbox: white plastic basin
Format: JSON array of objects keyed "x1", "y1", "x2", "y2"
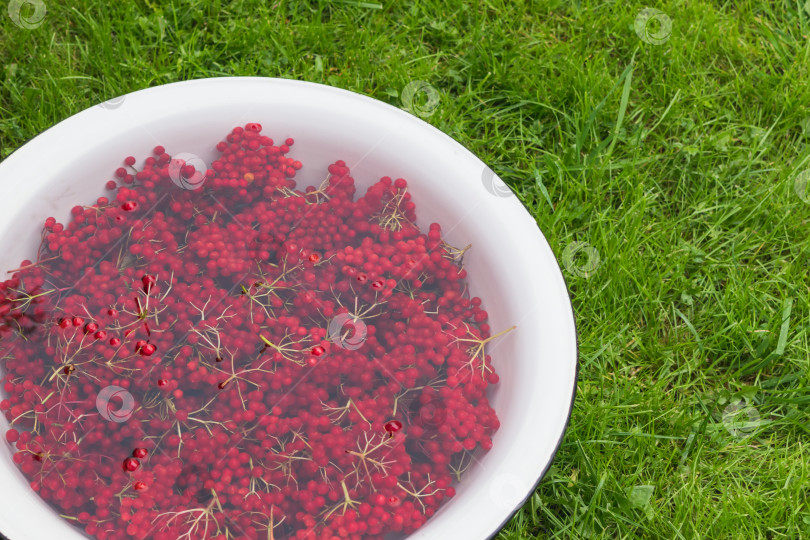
[{"x1": 0, "y1": 78, "x2": 577, "y2": 540}]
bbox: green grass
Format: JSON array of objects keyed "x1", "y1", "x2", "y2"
[{"x1": 2, "y1": 1, "x2": 810, "y2": 538}]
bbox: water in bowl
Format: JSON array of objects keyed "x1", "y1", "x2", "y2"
[{"x1": 0, "y1": 123, "x2": 512, "y2": 540}]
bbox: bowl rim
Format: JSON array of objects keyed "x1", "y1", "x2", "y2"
[
  {"x1": 0, "y1": 76, "x2": 579, "y2": 540},
  {"x1": 488, "y1": 290, "x2": 578, "y2": 539}
]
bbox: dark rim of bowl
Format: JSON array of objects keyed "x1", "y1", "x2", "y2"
[{"x1": 488, "y1": 265, "x2": 579, "y2": 540}]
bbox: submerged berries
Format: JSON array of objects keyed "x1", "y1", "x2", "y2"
[{"x1": 0, "y1": 123, "x2": 512, "y2": 540}]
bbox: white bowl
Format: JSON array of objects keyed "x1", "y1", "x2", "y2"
[{"x1": 0, "y1": 78, "x2": 577, "y2": 540}]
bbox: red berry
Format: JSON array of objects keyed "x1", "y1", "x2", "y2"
[
  {"x1": 132, "y1": 448, "x2": 148, "y2": 459},
  {"x1": 384, "y1": 420, "x2": 403, "y2": 434},
  {"x1": 122, "y1": 457, "x2": 140, "y2": 472},
  {"x1": 141, "y1": 274, "x2": 157, "y2": 293}
]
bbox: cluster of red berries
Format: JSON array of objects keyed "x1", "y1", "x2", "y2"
[{"x1": 0, "y1": 123, "x2": 512, "y2": 540}]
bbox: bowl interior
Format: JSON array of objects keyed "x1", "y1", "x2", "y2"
[{"x1": 0, "y1": 78, "x2": 577, "y2": 540}]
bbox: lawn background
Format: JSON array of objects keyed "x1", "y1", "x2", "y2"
[{"x1": 1, "y1": 1, "x2": 810, "y2": 538}]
